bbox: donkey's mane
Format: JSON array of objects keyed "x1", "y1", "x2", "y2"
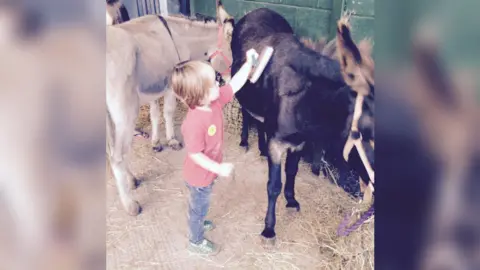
[
  {"x1": 300, "y1": 37, "x2": 327, "y2": 53},
  {"x1": 166, "y1": 13, "x2": 218, "y2": 29}
]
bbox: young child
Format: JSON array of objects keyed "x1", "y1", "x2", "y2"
[{"x1": 170, "y1": 49, "x2": 259, "y2": 255}]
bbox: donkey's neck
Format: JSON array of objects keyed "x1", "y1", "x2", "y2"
[
  {"x1": 165, "y1": 18, "x2": 219, "y2": 56},
  {"x1": 164, "y1": 17, "x2": 218, "y2": 39},
  {"x1": 180, "y1": 31, "x2": 218, "y2": 45}
]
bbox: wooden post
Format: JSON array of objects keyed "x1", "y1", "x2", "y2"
[
  {"x1": 190, "y1": 0, "x2": 196, "y2": 16},
  {"x1": 159, "y1": 0, "x2": 168, "y2": 15}
]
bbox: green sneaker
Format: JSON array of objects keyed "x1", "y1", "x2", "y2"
[
  {"x1": 204, "y1": 220, "x2": 215, "y2": 232},
  {"x1": 188, "y1": 239, "x2": 220, "y2": 255}
]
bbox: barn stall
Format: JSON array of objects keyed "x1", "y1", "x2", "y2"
[{"x1": 107, "y1": 1, "x2": 374, "y2": 269}]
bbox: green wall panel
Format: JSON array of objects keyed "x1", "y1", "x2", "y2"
[
  {"x1": 191, "y1": 0, "x2": 216, "y2": 17},
  {"x1": 253, "y1": 3, "x2": 298, "y2": 25},
  {"x1": 345, "y1": 0, "x2": 374, "y2": 16},
  {"x1": 349, "y1": 16, "x2": 374, "y2": 43},
  {"x1": 249, "y1": 0, "x2": 286, "y2": 4},
  {"x1": 295, "y1": 8, "x2": 331, "y2": 40},
  {"x1": 285, "y1": 0, "x2": 333, "y2": 9},
  {"x1": 191, "y1": 0, "x2": 374, "y2": 42}
]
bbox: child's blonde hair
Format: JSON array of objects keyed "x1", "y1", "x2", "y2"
[{"x1": 170, "y1": 60, "x2": 216, "y2": 109}]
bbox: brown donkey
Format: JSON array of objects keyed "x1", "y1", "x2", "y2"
[{"x1": 106, "y1": 9, "x2": 234, "y2": 215}]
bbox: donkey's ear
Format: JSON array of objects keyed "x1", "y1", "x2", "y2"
[
  {"x1": 217, "y1": 1, "x2": 234, "y2": 43},
  {"x1": 358, "y1": 38, "x2": 375, "y2": 76},
  {"x1": 358, "y1": 39, "x2": 373, "y2": 57},
  {"x1": 217, "y1": 1, "x2": 233, "y2": 25},
  {"x1": 336, "y1": 16, "x2": 362, "y2": 66},
  {"x1": 335, "y1": 16, "x2": 364, "y2": 88}
]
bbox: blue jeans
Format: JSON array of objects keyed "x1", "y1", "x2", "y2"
[{"x1": 186, "y1": 182, "x2": 213, "y2": 244}]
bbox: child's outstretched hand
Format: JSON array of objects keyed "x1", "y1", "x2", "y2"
[
  {"x1": 229, "y1": 49, "x2": 260, "y2": 94},
  {"x1": 246, "y1": 49, "x2": 259, "y2": 66},
  {"x1": 218, "y1": 162, "x2": 234, "y2": 177}
]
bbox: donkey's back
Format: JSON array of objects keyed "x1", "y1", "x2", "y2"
[
  {"x1": 112, "y1": 14, "x2": 164, "y2": 33},
  {"x1": 107, "y1": 15, "x2": 181, "y2": 98}
]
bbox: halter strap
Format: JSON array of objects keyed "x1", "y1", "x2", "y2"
[
  {"x1": 343, "y1": 94, "x2": 375, "y2": 187},
  {"x1": 158, "y1": 15, "x2": 181, "y2": 62},
  {"x1": 208, "y1": 24, "x2": 232, "y2": 75}
]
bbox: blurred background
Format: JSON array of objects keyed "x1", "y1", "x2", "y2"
[
  {"x1": 0, "y1": 0, "x2": 478, "y2": 269},
  {"x1": 0, "y1": 0, "x2": 105, "y2": 269},
  {"x1": 376, "y1": 0, "x2": 480, "y2": 269}
]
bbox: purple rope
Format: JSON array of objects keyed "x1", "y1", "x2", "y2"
[{"x1": 337, "y1": 204, "x2": 374, "y2": 236}]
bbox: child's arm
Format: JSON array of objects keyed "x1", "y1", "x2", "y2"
[
  {"x1": 229, "y1": 49, "x2": 259, "y2": 94},
  {"x1": 189, "y1": 153, "x2": 233, "y2": 177}
]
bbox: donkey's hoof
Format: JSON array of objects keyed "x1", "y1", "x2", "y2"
[
  {"x1": 152, "y1": 145, "x2": 164, "y2": 152},
  {"x1": 261, "y1": 229, "x2": 276, "y2": 246},
  {"x1": 239, "y1": 140, "x2": 249, "y2": 151},
  {"x1": 168, "y1": 139, "x2": 183, "y2": 151},
  {"x1": 311, "y1": 165, "x2": 321, "y2": 176},
  {"x1": 261, "y1": 228, "x2": 276, "y2": 239},
  {"x1": 126, "y1": 201, "x2": 142, "y2": 216},
  {"x1": 286, "y1": 201, "x2": 301, "y2": 212},
  {"x1": 152, "y1": 139, "x2": 164, "y2": 152},
  {"x1": 321, "y1": 168, "x2": 328, "y2": 178},
  {"x1": 133, "y1": 178, "x2": 142, "y2": 189},
  {"x1": 134, "y1": 129, "x2": 149, "y2": 139},
  {"x1": 128, "y1": 177, "x2": 142, "y2": 190}
]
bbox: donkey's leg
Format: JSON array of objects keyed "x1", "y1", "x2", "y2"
[
  {"x1": 108, "y1": 103, "x2": 141, "y2": 215},
  {"x1": 261, "y1": 138, "x2": 284, "y2": 241},
  {"x1": 163, "y1": 89, "x2": 183, "y2": 150},
  {"x1": 149, "y1": 99, "x2": 163, "y2": 152},
  {"x1": 347, "y1": 147, "x2": 371, "y2": 199},
  {"x1": 110, "y1": 124, "x2": 141, "y2": 215},
  {"x1": 336, "y1": 159, "x2": 361, "y2": 198},
  {"x1": 284, "y1": 150, "x2": 301, "y2": 211},
  {"x1": 121, "y1": 124, "x2": 142, "y2": 190},
  {"x1": 239, "y1": 107, "x2": 250, "y2": 150},
  {"x1": 312, "y1": 146, "x2": 328, "y2": 178},
  {"x1": 309, "y1": 142, "x2": 321, "y2": 176},
  {"x1": 359, "y1": 176, "x2": 373, "y2": 204},
  {"x1": 257, "y1": 122, "x2": 268, "y2": 157}
]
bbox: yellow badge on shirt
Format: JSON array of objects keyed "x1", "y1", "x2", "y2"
[{"x1": 207, "y1": 124, "x2": 217, "y2": 136}]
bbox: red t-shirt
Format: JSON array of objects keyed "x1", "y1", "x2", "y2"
[{"x1": 181, "y1": 84, "x2": 234, "y2": 187}]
